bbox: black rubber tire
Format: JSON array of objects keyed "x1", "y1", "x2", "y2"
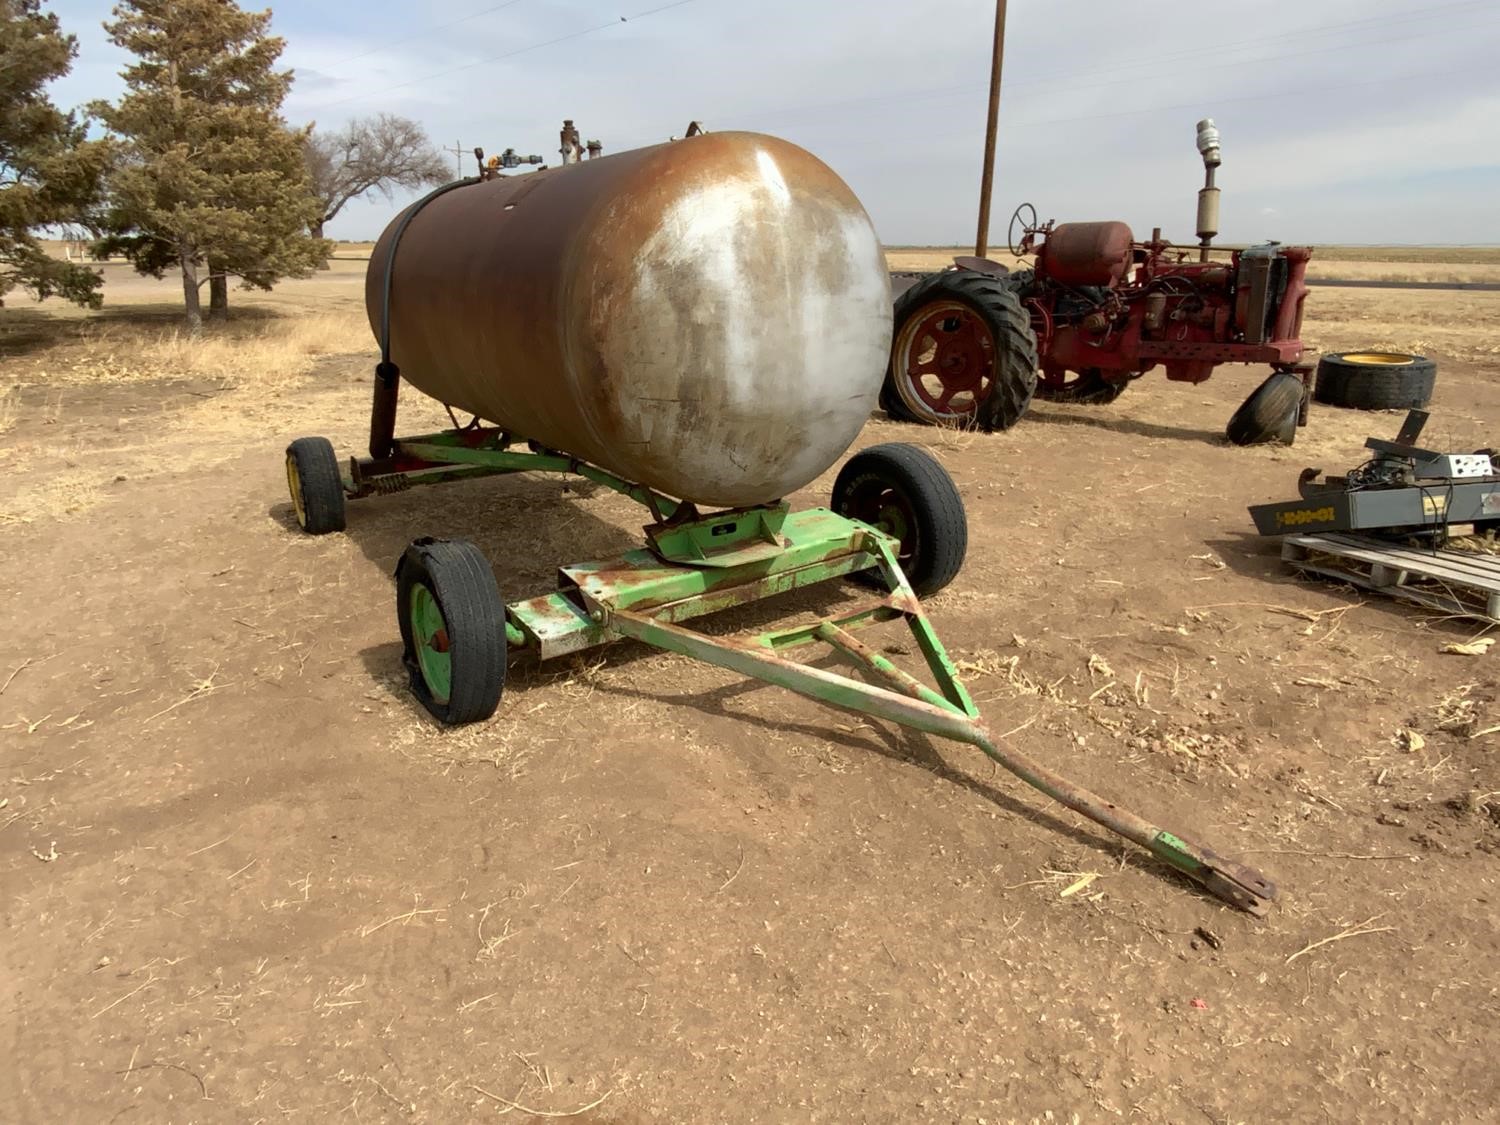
[
  {"x1": 883, "y1": 269, "x2": 1039, "y2": 432},
  {"x1": 395, "y1": 538, "x2": 506, "y2": 725},
  {"x1": 1313, "y1": 352, "x2": 1436, "y2": 410},
  {"x1": 1226, "y1": 370, "x2": 1303, "y2": 446},
  {"x1": 1034, "y1": 368, "x2": 1128, "y2": 405},
  {"x1": 285, "y1": 436, "x2": 346, "y2": 534},
  {"x1": 832, "y1": 443, "x2": 967, "y2": 597},
  {"x1": 1000, "y1": 268, "x2": 1036, "y2": 294}
]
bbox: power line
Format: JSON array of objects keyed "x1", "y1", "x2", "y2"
[
  {"x1": 824, "y1": 62, "x2": 1469, "y2": 155},
  {"x1": 877, "y1": 14, "x2": 1499, "y2": 119},
  {"x1": 311, "y1": 0, "x2": 530, "y2": 72},
  {"x1": 675, "y1": 0, "x2": 1496, "y2": 138},
  {"x1": 313, "y1": 0, "x2": 706, "y2": 111}
]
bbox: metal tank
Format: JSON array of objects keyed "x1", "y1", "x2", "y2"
[{"x1": 365, "y1": 131, "x2": 892, "y2": 508}]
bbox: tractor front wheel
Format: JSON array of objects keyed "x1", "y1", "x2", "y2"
[
  {"x1": 1226, "y1": 370, "x2": 1302, "y2": 446},
  {"x1": 396, "y1": 538, "x2": 507, "y2": 725},
  {"x1": 883, "y1": 271, "x2": 1038, "y2": 432},
  {"x1": 832, "y1": 443, "x2": 967, "y2": 597}
]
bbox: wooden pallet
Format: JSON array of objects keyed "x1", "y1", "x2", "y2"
[{"x1": 1283, "y1": 532, "x2": 1500, "y2": 623}]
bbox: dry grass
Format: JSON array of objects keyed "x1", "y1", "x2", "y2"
[
  {"x1": 1302, "y1": 288, "x2": 1500, "y2": 366},
  {"x1": 112, "y1": 311, "x2": 370, "y2": 386},
  {"x1": 4, "y1": 307, "x2": 370, "y2": 388}
]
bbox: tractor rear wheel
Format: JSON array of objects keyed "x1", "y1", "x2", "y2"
[
  {"x1": 1034, "y1": 368, "x2": 1128, "y2": 405},
  {"x1": 832, "y1": 443, "x2": 967, "y2": 598},
  {"x1": 883, "y1": 270, "x2": 1038, "y2": 432}
]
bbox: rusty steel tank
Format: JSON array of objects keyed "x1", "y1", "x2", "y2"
[{"x1": 365, "y1": 131, "x2": 892, "y2": 508}]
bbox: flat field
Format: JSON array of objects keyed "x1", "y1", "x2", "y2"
[{"x1": 2, "y1": 249, "x2": 1497, "y2": 1122}]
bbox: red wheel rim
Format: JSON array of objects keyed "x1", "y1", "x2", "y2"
[{"x1": 892, "y1": 300, "x2": 995, "y2": 422}]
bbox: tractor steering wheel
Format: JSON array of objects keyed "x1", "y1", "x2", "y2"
[{"x1": 1008, "y1": 202, "x2": 1038, "y2": 259}]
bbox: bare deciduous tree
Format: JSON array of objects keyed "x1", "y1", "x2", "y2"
[{"x1": 304, "y1": 114, "x2": 449, "y2": 243}]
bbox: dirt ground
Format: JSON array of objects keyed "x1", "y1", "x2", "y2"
[{"x1": 2, "y1": 255, "x2": 1498, "y2": 1124}]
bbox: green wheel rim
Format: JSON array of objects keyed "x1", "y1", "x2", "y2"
[
  {"x1": 876, "y1": 502, "x2": 911, "y2": 547},
  {"x1": 409, "y1": 583, "x2": 452, "y2": 705}
]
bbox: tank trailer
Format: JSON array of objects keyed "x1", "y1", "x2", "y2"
[{"x1": 284, "y1": 128, "x2": 1279, "y2": 915}]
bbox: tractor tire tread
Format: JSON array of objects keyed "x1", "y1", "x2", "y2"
[
  {"x1": 1313, "y1": 353, "x2": 1436, "y2": 410},
  {"x1": 884, "y1": 269, "x2": 1039, "y2": 432},
  {"x1": 1034, "y1": 368, "x2": 1129, "y2": 405},
  {"x1": 1226, "y1": 370, "x2": 1303, "y2": 446}
]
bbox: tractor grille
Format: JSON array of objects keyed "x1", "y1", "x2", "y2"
[{"x1": 1261, "y1": 255, "x2": 1290, "y2": 341}]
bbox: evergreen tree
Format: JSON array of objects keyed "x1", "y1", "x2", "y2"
[
  {"x1": 0, "y1": 0, "x2": 110, "y2": 308},
  {"x1": 94, "y1": 0, "x2": 327, "y2": 328}
]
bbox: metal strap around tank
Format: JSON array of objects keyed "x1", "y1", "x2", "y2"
[{"x1": 377, "y1": 177, "x2": 482, "y2": 385}]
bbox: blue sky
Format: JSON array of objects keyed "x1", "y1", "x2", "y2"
[{"x1": 45, "y1": 0, "x2": 1500, "y2": 245}]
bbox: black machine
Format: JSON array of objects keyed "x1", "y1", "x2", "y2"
[{"x1": 1250, "y1": 410, "x2": 1500, "y2": 541}]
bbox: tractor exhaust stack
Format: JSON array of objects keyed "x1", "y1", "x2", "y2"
[{"x1": 1196, "y1": 117, "x2": 1222, "y2": 261}]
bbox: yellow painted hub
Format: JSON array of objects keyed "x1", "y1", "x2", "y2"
[
  {"x1": 1342, "y1": 352, "x2": 1415, "y2": 365},
  {"x1": 286, "y1": 454, "x2": 307, "y2": 528}
]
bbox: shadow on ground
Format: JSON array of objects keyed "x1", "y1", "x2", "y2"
[{"x1": 1026, "y1": 403, "x2": 1231, "y2": 445}]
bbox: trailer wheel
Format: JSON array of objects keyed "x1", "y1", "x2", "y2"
[
  {"x1": 1035, "y1": 368, "x2": 1128, "y2": 405},
  {"x1": 1313, "y1": 352, "x2": 1436, "y2": 410},
  {"x1": 285, "y1": 436, "x2": 346, "y2": 534},
  {"x1": 396, "y1": 538, "x2": 506, "y2": 725},
  {"x1": 833, "y1": 443, "x2": 967, "y2": 597},
  {"x1": 883, "y1": 270, "x2": 1038, "y2": 432},
  {"x1": 1226, "y1": 370, "x2": 1302, "y2": 446}
]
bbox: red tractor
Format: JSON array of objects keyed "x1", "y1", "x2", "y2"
[{"x1": 882, "y1": 120, "x2": 1314, "y2": 444}]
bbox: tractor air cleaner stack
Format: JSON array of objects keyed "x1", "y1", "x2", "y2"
[
  {"x1": 285, "y1": 128, "x2": 1279, "y2": 916},
  {"x1": 1195, "y1": 117, "x2": 1221, "y2": 261}
]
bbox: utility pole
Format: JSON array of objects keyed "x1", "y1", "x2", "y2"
[
  {"x1": 443, "y1": 140, "x2": 466, "y2": 178},
  {"x1": 974, "y1": 0, "x2": 1008, "y2": 259}
]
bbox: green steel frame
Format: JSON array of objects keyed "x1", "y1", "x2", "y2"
[{"x1": 346, "y1": 425, "x2": 1278, "y2": 915}]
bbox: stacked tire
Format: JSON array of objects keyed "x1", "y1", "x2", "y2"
[{"x1": 1313, "y1": 353, "x2": 1436, "y2": 410}]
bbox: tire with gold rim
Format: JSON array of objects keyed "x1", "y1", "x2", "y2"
[
  {"x1": 285, "y1": 436, "x2": 346, "y2": 534},
  {"x1": 1313, "y1": 352, "x2": 1436, "y2": 410}
]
